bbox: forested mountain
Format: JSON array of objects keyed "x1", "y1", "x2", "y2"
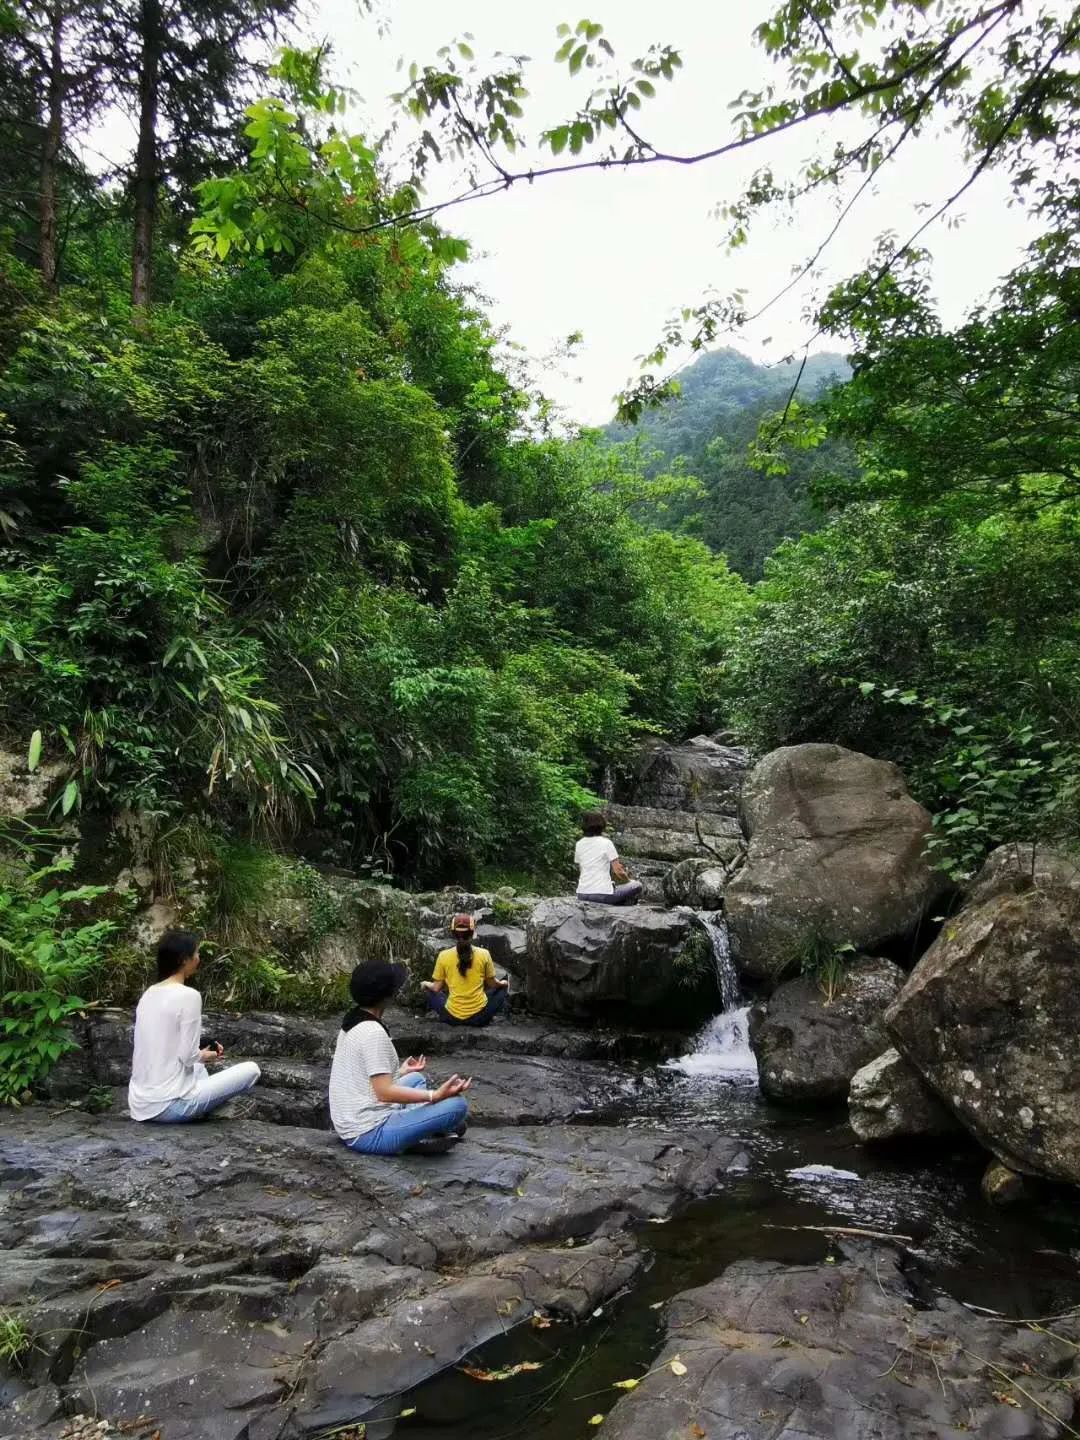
[{"x1": 606, "y1": 348, "x2": 853, "y2": 577}]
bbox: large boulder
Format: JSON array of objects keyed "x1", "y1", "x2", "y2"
[
  {"x1": 849, "y1": 1047, "x2": 961, "y2": 1143},
  {"x1": 600, "y1": 1246, "x2": 1080, "y2": 1440},
  {"x1": 475, "y1": 921, "x2": 528, "y2": 976},
  {"x1": 748, "y1": 956, "x2": 905, "y2": 1103},
  {"x1": 886, "y1": 845, "x2": 1080, "y2": 1185},
  {"x1": 964, "y1": 840, "x2": 1080, "y2": 910},
  {"x1": 726, "y1": 744, "x2": 947, "y2": 981},
  {"x1": 661, "y1": 856, "x2": 734, "y2": 909},
  {"x1": 525, "y1": 899, "x2": 717, "y2": 1025},
  {"x1": 622, "y1": 734, "x2": 750, "y2": 814}
]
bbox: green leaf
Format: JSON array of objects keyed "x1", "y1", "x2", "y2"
[
  {"x1": 27, "y1": 730, "x2": 42, "y2": 773},
  {"x1": 61, "y1": 781, "x2": 78, "y2": 817}
]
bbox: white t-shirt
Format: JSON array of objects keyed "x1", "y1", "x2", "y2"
[
  {"x1": 128, "y1": 982, "x2": 203, "y2": 1121},
  {"x1": 575, "y1": 835, "x2": 619, "y2": 895},
  {"x1": 329, "y1": 1019, "x2": 402, "y2": 1142}
]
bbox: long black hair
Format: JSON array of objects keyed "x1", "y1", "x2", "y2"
[
  {"x1": 156, "y1": 929, "x2": 200, "y2": 981},
  {"x1": 456, "y1": 936, "x2": 475, "y2": 979}
]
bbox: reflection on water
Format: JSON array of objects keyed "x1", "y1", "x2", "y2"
[{"x1": 355, "y1": 1041, "x2": 1080, "y2": 1440}]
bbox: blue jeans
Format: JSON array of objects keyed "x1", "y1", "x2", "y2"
[
  {"x1": 426, "y1": 986, "x2": 508, "y2": 1028},
  {"x1": 345, "y1": 1072, "x2": 468, "y2": 1156},
  {"x1": 147, "y1": 1061, "x2": 261, "y2": 1123},
  {"x1": 577, "y1": 881, "x2": 643, "y2": 905}
]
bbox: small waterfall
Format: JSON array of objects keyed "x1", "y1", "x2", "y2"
[
  {"x1": 701, "y1": 911, "x2": 739, "y2": 1010},
  {"x1": 666, "y1": 912, "x2": 757, "y2": 1081}
]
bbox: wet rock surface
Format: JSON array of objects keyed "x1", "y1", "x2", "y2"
[
  {"x1": 749, "y1": 956, "x2": 905, "y2": 1103},
  {"x1": 0, "y1": 1108, "x2": 745, "y2": 1439},
  {"x1": 726, "y1": 743, "x2": 946, "y2": 981},
  {"x1": 602, "y1": 1244, "x2": 1080, "y2": 1440},
  {"x1": 887, "y1": 846, "x2": 1080, "y2": 1185},
  {"x1": 849, "y1": 1046, "x2": 961, "y2": 1143}
]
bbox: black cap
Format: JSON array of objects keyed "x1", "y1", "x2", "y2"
[{"x1": 349, "y1": 960, "x2": 409, "y2": 1008}]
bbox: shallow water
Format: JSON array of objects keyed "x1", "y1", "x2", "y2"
[{"x1": 360, "y1": 1022, "x2": 1080, "y2": 1440}]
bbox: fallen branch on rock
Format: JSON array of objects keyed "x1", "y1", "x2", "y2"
[{"x1": 762, "y1": 1223, "x2": 915, "y2": 1243}]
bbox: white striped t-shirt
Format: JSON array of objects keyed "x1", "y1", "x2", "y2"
[{"x1": 328, "y1": 1019, "x2": 401, "y2": 1142}]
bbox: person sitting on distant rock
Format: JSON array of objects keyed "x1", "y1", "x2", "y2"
[
  {"x1": 574, "y1": 810, "x2": 643, "y2": 905},
  {"x1": 330, "y1": 959, "x2": 471, "y2": 1156},
  {"x1": 128, "y1": 929, "x2": 261, "y2": 1123},
  {"x1": 421, "y1": 914, "x2": 510, "y2": 1028}
]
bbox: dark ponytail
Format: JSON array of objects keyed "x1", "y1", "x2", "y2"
[{"x1": 456, "y1": 938, "x2": 474, "y2": 978}]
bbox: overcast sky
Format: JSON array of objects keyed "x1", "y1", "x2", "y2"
[
  {"x1": 95, "y1": 0, "x2": 1036, "y2": 425},
  {"x1": 310, "y1": 0, "x2": 1034, "y2": 424}
]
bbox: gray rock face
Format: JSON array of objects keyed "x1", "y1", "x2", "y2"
[
  {"x1": 475, "y1": 922, "x2": 528, "y2": 975},
  {"x1": 726, "y1": 744, "x2": 946, "y2": 981},
  {"x1": 605, "y1": 801, "x2": 743, "y2": 865},
  {"x1": 623, "y1": 734, "x2": 750, "y2": 814},
  {"x1": 661, "y1": 856, "x2": 733, "y2": 910},
  {"x1": 590, "y1": 737, "x2": 746, "y2": 904},
  {"x1": 0, "y1": 1108, "x2": 744, "y2": 1440},
  {"x1": 0, "y1": 743, "x2": 67, "y2": 821},
  {"x1": 886, "y1": 847, "x2": 1080, "y2": 1185},
  {"x1": 601, "y1": 1246, "x2": 1080, "y2": 1440},
  {"x1": 849, "y1": 1047, "x2": 961, "y2": 1142},
  {"x1": 965, "y1": 841, "x2": 1080, "y2": 910},
  {"x1": 749, "y1": 957, "x2": 905, "y2": 1103},
  {"x1": 525, "y1": 899, "x2": 716, "y2": 1025}
]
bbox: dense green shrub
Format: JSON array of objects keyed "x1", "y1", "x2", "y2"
[
  {"x1": 0, "y1": 858, "x2": 115, "y2": 1105},
  {"x1": 0, "y1": 231, "x2": 747, "y2": 882}
]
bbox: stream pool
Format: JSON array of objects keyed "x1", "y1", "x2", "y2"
[{"x1": 356, "y1": 1058, "x2": 1080, "y2": 1440}]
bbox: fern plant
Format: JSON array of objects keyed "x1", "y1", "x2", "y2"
[{"x1": 0, "y1": 857, "x2": 114, "y2": 1105}]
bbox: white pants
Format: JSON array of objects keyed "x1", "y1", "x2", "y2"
[{"x1": 147, "y1": 1061, "x2": 261, "y2": 1122}]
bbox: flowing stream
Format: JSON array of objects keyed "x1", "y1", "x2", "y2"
[
  {"x1": 666, "y1": 912, "x2": 756, "y2": 1080},
  {"x1": 355, "y1": 913, "x2": 1080, "y2": 1440}
]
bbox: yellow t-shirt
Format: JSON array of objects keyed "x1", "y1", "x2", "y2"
[{"x1": 433, "y1": 946, "x2": 497, "y2": 1020}]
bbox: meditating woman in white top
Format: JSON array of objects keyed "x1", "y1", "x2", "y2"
[
  {"x1": 329, "y1": 959, "x2": 471, "y2": 1156},
  {"x1": 574, "y1": 809, "x2": 643, "y2": 905},
  {"x1": 128, "y1": 930, "x2": 261, "y2": 1123}
]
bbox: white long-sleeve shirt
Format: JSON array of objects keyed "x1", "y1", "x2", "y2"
[{"x1": 128, "y1": 981, "x2": 203, "y2": 1120}]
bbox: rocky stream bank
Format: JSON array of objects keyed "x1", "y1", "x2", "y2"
[{"x1": 3, "y1": 735, "x2": 1080, "y2": 1440}]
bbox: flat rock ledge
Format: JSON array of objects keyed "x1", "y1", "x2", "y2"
[
  {"x1": 43, "y1": 1007, "x2": 692, "y2": 1133},
  {"x1": 0, "y1": 1108, "x2": 745, "y2": 1440},
  {"x1": 602, "y1": 1244, "x2": 1080, "y2": 1440}
]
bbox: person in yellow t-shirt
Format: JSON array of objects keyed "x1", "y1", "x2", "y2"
[{"x1": 421, "y1": 914, "x2": 510, "y2": 1028}]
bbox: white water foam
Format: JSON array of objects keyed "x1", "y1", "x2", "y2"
[
  {"x1": 666, "y1": 913, "x2": 758, "y2": 1081},
  {"x1": 670, "y1": 1005, "x2": 757, "y2": 1079}
]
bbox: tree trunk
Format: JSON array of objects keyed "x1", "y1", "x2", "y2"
[
  {"x1": 39, "y1": 2, "x2": 64, "y2": 295},
  {"x1": 131, "y1": 0, "x2": 162, "y2": 313}
]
